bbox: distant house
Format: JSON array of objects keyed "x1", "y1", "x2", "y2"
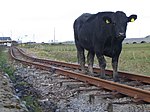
[
  {"x1": 123, "y1": 36, "x2": 150, "y2": 44},
  {"x1": 0, "y1": 37, "x2": 11, "y2": 41},
  {"x1": 0, "y1": 37, "x2": 12, "y2": 46}
]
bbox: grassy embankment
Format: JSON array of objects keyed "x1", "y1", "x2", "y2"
[
  {"x1": 22, "y1": 43, "x2": 150, "y2": 76},
  {"x1": 0, "y1": 47, "x2": 14, "y2": 77}
]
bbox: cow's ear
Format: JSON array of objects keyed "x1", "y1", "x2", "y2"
[
  {"x1": 103, "y1": 16, "x2": 112, "y2": 24},
  {"x1": 128, "y1": 15, "x2": 137, "y2": 22}
]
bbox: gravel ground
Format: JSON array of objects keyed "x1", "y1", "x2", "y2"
[
  {"x1": 12, "y1": 62, "x2": 150, "y2": 112},
  {"x1": 0, "y1": 70, "x2": 28, "y2": 112}
]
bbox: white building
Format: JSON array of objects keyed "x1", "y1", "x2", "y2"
[{"x1": 123, "y1": 36, "x2": 150, "y2": 44}]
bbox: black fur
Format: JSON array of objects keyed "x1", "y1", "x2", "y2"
[{"x1": 73, "y1": 11, "x2": 137, "y2": 81}]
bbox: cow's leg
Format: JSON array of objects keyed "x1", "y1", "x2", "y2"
[
  {"x1": 78, "y1": 49, "x2": 86, "y2": 73},
  {"x1": 77, "y1": 51, "x2": 80, "y2": 64},
  {"x1": 87, "y1": 51, "x2": 95, "y2": 75},
  {"x1": 112, "y1": 57, "x2": 119, "y2": 81},
  {"x1": 96, "y1": 54, "x2": 106, "y2": 78}
]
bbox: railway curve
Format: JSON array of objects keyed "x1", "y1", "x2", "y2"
[{"x1": 9, "y1": 47, "x2": 150, "y2": 103}]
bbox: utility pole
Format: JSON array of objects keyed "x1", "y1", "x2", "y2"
[
  {"x1": 10, "y1": 30, "x2": 12, "y2": 46},
  {"x1": 10, "y1": 30, "x2": 12, "y2": 38},
  {"x1": 54, "y1": 27, "x2": 55, "y2": 43},
  {"x1": 33, "y1": 34, "x2": 35, "y2": 42}
]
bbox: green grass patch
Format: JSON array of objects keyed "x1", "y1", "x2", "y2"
[
  {"x1": 119, "y1": 43, "x2": 150, "y2": 75},
  {"x1": 0, "y1": 47, "x2": 15, "y2": 78},
  {"x1": 22, "y1": 96, "x2": 42, "y2": 112}
]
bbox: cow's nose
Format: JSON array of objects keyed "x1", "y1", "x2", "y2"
[{"x1": 118, "y1": 32, "x2": 125, "y2": 37}]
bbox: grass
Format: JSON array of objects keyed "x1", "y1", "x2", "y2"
[
  {"x1": 20, "y1": 43, "x2": 150, "y2": 76},
  {"x1": 22, "y1": 95, "x2": 42, "y2": 112},
  {"x1": 119, "y1": 44, "x2": 150, "y2": 75},
  {"x1": 0, "y1": 47, "x2": 15, "y2": 78},
  {"x1": 22, "y1": 44, "x2": 78, "y2": 62}
]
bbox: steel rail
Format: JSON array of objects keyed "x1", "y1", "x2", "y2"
[
  {"x1": 17, "y1": 47, "x2": 150, "y2": 84},
  {"x1": 10, "y1": 47, "x2": 150, "y2": 103}
]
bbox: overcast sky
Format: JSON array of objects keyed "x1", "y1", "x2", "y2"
[{"x1": 0, "y1": 0, "x2": 150, "y2": 42}]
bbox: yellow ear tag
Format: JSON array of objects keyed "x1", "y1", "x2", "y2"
[
  {"x1": 131, "y1": 18, "x2": 135, "y2": 22},
  {"x1": 106, "y1": 19, "x2": 110, "y2": 24}
]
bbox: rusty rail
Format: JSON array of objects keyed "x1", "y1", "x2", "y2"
[
  {"x1": 17, "y1": 47, "x2": 150, "y2": 84},
  {"x1": 10, "y1": 47, "x2": 150, "y2": 103}
]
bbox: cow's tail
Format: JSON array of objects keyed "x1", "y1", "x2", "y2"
[{"x1": 73, "y1": 20, "x2": 79, "y2": 41}]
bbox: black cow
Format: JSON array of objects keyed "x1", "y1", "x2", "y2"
[{"x1": 73, "y1": 11, "x2": 137, "y2": 81}]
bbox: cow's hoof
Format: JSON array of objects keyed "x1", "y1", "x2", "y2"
[
  {"x1": 88, "y1": 72, "x2": 93, "y2": 76},
  {"x1": 100, "y1": 75, "x2": 106, "y2": 79},
  {"x1": 113, "y1": 77, "x2": 119, "y2": 82},
  {"x1": 81, "y1": 70, "x2": 88, "y2": 74},
  {"x1": 91, "y1": 73, "x2": 100, "y2": 77}
]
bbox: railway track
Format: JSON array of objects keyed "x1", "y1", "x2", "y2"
[
  {"x1": 10, "y1": 46, "x2": 150, "y2": 103},
  {"x1": 17, "y1": 47, "x2": 150, "y2": 84}
]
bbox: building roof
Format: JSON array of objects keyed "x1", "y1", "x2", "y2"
[
  {"x1": 123, "y1": 36, "x2": 150, "y2": 44},
  {"x1": 0, "y1": 37, "x2": 11, "y2": 41}
]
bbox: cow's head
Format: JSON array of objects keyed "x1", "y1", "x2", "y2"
[{"x1": 103, "y1": 11, "x2": 137, "y2": 40}]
